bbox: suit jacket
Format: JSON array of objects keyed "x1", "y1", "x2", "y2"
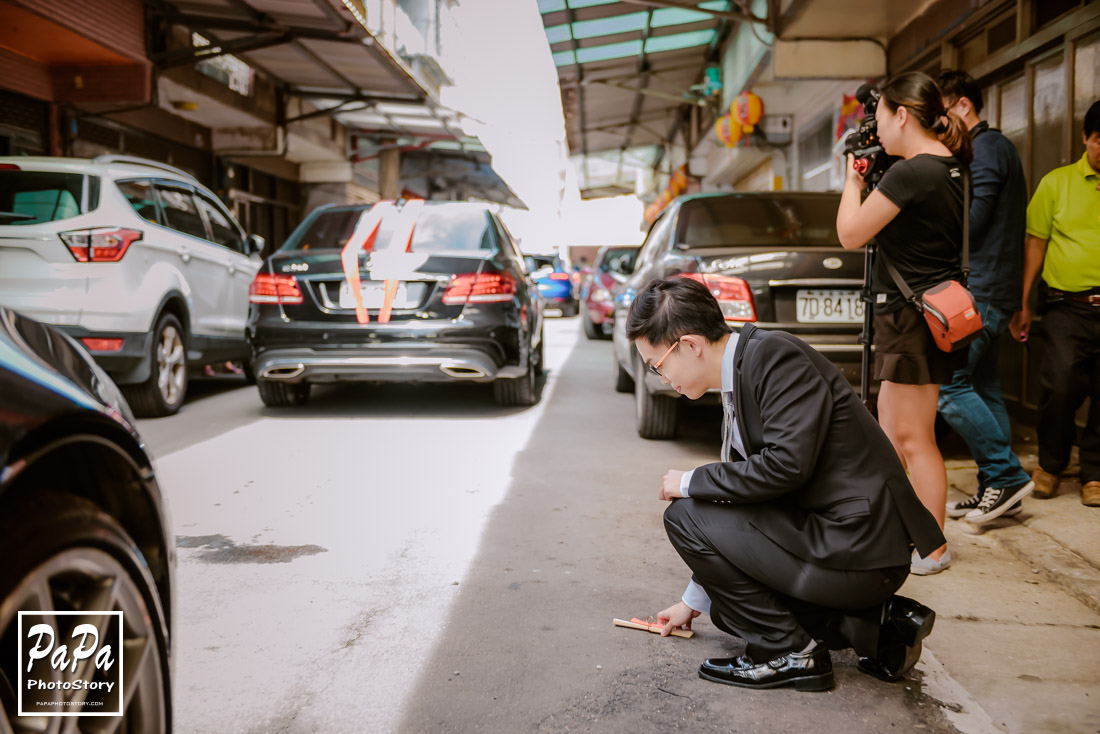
[{"x1": 687, "y1": 324, "x2": 945, "y2": 570}]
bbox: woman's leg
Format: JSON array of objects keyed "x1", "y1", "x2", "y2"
[{"x1": 878, "y1": 380, "x2": 948, "y2": 559}]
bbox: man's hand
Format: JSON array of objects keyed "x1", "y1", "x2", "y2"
[
  {"x1": 657, "y1": 601, "x2": 701, "y2": 637},
  {"x1": 659, "y1": 470, "x2": 686, "y2": 501},
  {"x1": 1010, "y1": 307, "x2": 1031, "y2": 342}
]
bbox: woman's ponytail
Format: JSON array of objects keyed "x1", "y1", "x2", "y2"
[
  {"x1": 936, "y1": 111, "x2": 973, "y2": 165},
  {"x1": 881, "y1": 72, "x2": 974, "y2": 165}
]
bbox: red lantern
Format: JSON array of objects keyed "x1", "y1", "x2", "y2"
[
  {"x1": 734, "y1": 90, "x2": 764, "y2": 133},
  {"x1": 715, "y1": 114, "x2": 743, "y2": 147},
  {"x1": 671, "y1": 166, "x2": 688, "y2": 194}
]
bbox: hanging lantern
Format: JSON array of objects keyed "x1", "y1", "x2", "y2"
[
  {"x1": 734, "y1": 90, "x2": 765, "y2": 133},
  {"x1": 715, "y1": 114, "x2": 743, "y2": 147},
  {"x1": 671, "y1": 166, "x2": 688, "y2": 194}
]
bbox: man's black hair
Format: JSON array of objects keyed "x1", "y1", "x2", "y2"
[
  {"x1": 935, "y1": 69, "x2": 984, "y2": 115},
  {"x1": 1085, "y1": 99, "x2": 1100, "y2": 138},
  {"x1": 626, "y1": 276, "x2": 731, "y2": 347}
]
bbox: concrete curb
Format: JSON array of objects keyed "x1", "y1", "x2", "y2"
[{"x1": 990, "y1": 523, "x2": 1100, "y2": 616}]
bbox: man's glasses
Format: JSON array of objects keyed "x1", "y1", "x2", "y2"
[{"x1": 648, "y1": 338, "x2": 681, "y2": 378}]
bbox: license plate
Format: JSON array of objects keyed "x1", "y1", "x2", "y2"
[
  {"x1": 339, "y1": 281, "x2": 413, "y2": 310},
  {"x1": 795, "y1": 289, "x2": 864, "y2": 323}
]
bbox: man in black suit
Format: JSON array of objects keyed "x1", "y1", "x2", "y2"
[{"x1": 628, "y1": 277, "x2": 945, "y2": 691}]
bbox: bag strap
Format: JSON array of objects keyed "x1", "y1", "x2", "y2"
[
  {"x1": 962, "y1": 166, "x2": 970, "y2": 287},
  {"x1": 877, "y1": 164, "x2": 972, "y2": 307}
]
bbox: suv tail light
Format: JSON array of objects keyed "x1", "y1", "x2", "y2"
[
  {"x1": 442, "y1": 271, "x2": 517, "y2": 305},
  {"x1": 250, "y1": 273, "x2": 304, "y2": 305},
  {"x1": 678, "y1": 273, "x2": 756, "y2": 321},
  {"x1": 60, "y1": 227, "x2": 141, "y2": 262},
  {"x1": 548, "y1": 272, "x2": 570, "y2": 281}
]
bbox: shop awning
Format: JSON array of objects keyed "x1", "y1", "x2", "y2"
[
  {"x1": 148, "y1": 0, "x2": 430, "y2": 104},
  {"x1": 538, "y1": 1, "x2": 757, "y2": 197}
]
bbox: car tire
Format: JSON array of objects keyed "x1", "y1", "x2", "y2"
[
  {"x1": 0, "y1": 491, "x2": 171, "y2": 732},
  {"x1": 582, "y1": 310, "x2": 600, "y2": 339},
  {"x1": 493, "y1": 355, "x2": 538, "y2": 407},
  {"x1": 122, "y1": 312, "x2": 188, "y2": 418},
  {"x1": 634, "y1": 353, "x2": 678, "y2": 439},
  {"x1": 614, "y1": 349, "x2": 634, "y2": 393},
  {"x1": 257, "y1": 379, "x2": 311, "y2": 407},
  {"x1": 533, "y1": 329, "x2": 545, "y2": 377}
]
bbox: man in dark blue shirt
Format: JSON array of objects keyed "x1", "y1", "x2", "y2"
[{"x1": 934, "y1": 70, "x2": 1034, "y2": 523}]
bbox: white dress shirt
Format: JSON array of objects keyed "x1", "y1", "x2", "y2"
[{"x1": 678, "y1": 330, "x2": 742, "y2": 614}]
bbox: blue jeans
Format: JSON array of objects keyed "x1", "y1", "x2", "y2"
[{"x1": 937, "y1": 301, "x2": 1031, "y2": 490}]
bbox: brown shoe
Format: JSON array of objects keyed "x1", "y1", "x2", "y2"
[
  {"x1": 1083, "y1": 482, "x2": 1100, "y2": 507},
  {"x1": 1031, "y1": 468, "x2": 1059, "y2": 499}
]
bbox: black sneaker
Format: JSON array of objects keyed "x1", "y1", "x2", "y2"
[
  {"x1": 965, "y1": 481, "x2": 1034, "y2": 524},
  {"x1": 946, "y1": 493, "x2": 982, "y2": 518}
]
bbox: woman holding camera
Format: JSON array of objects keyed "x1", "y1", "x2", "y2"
[{"x1": 836, "y1": 72, "x2": 973, "y2": 575}]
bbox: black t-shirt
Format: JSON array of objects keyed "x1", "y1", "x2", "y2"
[{"x1": 872, "y1": 154, "x2": 966, "y2": 314}]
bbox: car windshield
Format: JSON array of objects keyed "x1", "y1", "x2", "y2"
[
  {"x1": 0, "y1": 171, "x2": 99, "y2": 225},
  {"x1": 599, "y1": 248, "x2": 638, "y2": 273},
  {"x1": 525, "y1": 255, "x2": 554, "y2": 271},
  {"x1": 677, "y1": 195, "x2": 841, "y2": 248},
  {"x1": 281, "y1": 205, "x2": 494, "y2": 252}
]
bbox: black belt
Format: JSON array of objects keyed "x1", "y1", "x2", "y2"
[{"x1": 1049, "y1": 289, "x2": 1100, "y2": 306}]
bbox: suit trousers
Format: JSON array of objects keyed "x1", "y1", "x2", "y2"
[{"x1": 664, "y1": 498, "x2": 909, "y2": 662}]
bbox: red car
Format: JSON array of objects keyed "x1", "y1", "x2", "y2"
[{"x1": 582, "y1": 245, "x2": 639, "y2": 339}]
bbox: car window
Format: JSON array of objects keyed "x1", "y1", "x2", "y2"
[
  {"x1": 116, "y1": 179, "x2": 160, "y2": 225},
  {"x1": 155, "y1": 184, "x2": 208, "y2": 240},
  {"x1": 492, "y1": 216, "x2": 525, "y2": 271},
  {"x1": 677, "y1": 195, "x2": 841, "y2": 247},
  {"x1": 195, "y1": 191, "x2": 244, "y2": 252},
  {"x1": 0, "y1": 171, "x2": 97, "y2": 225},
  {"x1": 601, "y1": 248, "x2": 638, "y2": 275},
  {"x1": 282, "y1": 206, "x2": 494, "y2": 252}
]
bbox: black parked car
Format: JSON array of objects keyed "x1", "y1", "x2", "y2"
[
  {"x1": 0, "y1": 306, "x2": 174, "y2": 730},
  {"x1": 613, "y1": 192, "x2": 863, "y2": 439},
  {"x1": 248, "y1": 201, "x2": 545, "y2": 407}
]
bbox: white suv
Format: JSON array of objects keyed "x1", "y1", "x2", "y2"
[{"x1": 0, "y1": 155, "x2": 263, "y2": 416}]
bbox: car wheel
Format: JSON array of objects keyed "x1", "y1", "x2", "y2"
[
  {"x1": 634, "y1": 352, "x2": 678, "y2": 439},
  {"x1": 122, "y1": 313, "x2": 188, "y2": 418},
  {"x1": 493, "y1": 355, "x2": 538, "y2": 407},
  {"x1": 257, "y1": 378, "x2": 311, "y2": 407},
  {"x1": 0, "y1": 492, "x2": 171, "y2": 732},
  {"x1": 582, "y1": 310, "x2": 600, "y2": 339},
  {"x1": 533, "y1": 329, "x2": 545, "y2": 377},
  {"x1": 614, "y1": 349, "x2": 634, "y2": 393}
]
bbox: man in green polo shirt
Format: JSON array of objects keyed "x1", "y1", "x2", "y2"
[{"x1": 1012, "y1": 99, "x2": 1100, "y2": 506}]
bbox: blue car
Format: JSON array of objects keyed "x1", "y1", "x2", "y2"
[{"x1": 526, "y1": 254, "x2": 578, "y2": 317}]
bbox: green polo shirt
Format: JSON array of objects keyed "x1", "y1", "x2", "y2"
[{"x1": 1025, "y1": 153, "x2": 1100, "y2": 292}]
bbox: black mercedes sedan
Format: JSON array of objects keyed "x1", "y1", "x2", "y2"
[
  {"x1": 0, "y1": 307, "x2": 175, "y2": 729},
  {"x1": 247, "y1": 201, "x2": 544, "y2": 407},
  {"x1": 612, "y1": 191, "x2": 863, "y2": 439}
]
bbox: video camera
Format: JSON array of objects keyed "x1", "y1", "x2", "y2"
[{"x1": 843, "y1": 84, "x2": 897, "y2": 189}]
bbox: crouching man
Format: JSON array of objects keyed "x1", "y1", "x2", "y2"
[{"x1": 629, "y1": 276, "x2": 944, "y2": 691}]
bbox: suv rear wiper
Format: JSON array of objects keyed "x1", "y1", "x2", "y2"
[{"x1": 0, "y1": 211, "x2": 34, "y2": 222}]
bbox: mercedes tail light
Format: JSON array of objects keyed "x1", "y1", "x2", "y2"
[
  {"x1": 678, "y1": 273, "x2": 756, "y2": 321},
  {"x1": 250, "y1": 273, "x2": 304, "y2": 305},
  {"x1": 442, "y1": 271, "x2": 517, "y2": 305},
  {"x1": 60, "y1": 227, "x2": 141, "y2": 262}
]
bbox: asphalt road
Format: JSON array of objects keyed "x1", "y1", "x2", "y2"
[{"x1": 138, "y1": 317, "x2": 993, "y2": 734}]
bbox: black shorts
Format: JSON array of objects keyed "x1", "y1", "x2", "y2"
[{"x1": 873, "y1": 304, "x2": 965, "y2": 385}]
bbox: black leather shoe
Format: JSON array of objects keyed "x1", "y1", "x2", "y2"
[
  {"x1": 858, "y1": 596, "x2": 935, "y2": 682},
  {"x1": 699, "y1": 647, "x2": 834, "y2": 691}
]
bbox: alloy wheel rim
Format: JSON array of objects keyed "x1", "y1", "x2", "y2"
[
  {"x1": 156, "y1": 325, "x2": 185, "y2": 406},
  {"x1": 0, "y1": 548, "x2": 167, "y2": 734}
]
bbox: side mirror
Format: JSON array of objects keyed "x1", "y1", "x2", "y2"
[{"x1": 246, "y1": 234, "x2": 266, "y2": 255}]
